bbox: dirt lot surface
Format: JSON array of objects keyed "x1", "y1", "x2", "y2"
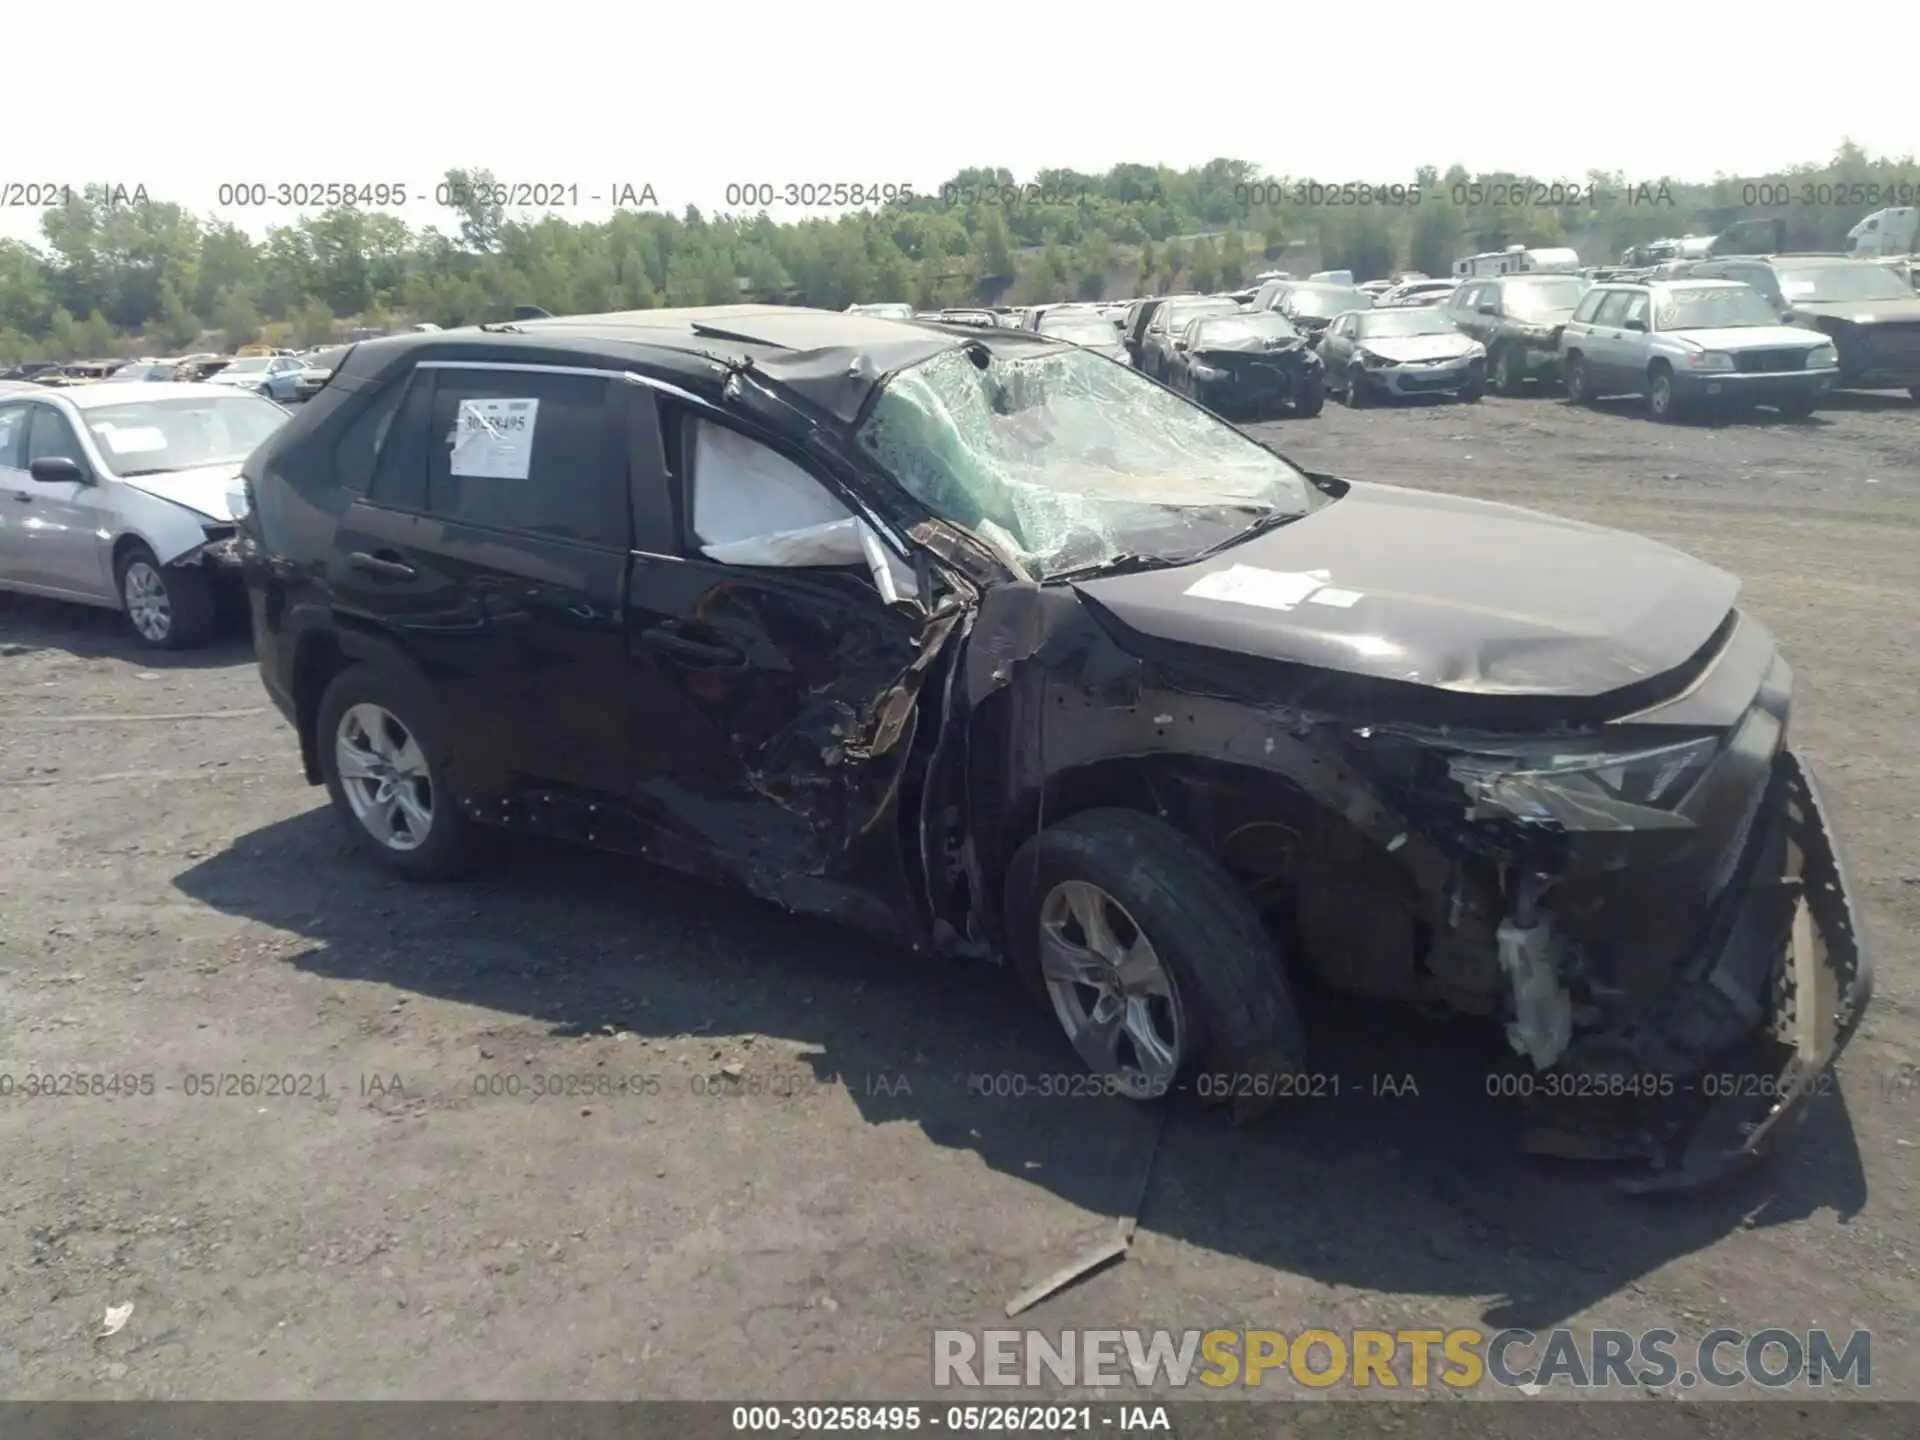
[{"x1": 3, "y1": 388, "x2": 1917, "y2": 1410}]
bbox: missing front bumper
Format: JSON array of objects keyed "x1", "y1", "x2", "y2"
[{"x1": 1517, "y1": 751, "x2": 1872, "y2": 1193}]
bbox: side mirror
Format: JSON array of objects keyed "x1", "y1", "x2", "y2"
[
  {"x1": 1477, "y1": 303, "x2": 1499, "y2": 316},
  {"x1": 1623, "y1": 319, "x2": 1647, "y2": 333},
  {"x1": 30, "y1": 456, "x2": 87, "y2": 484},
  {"x1": 1174, "y1": 340, "x2": 1188, "y2": 351}
]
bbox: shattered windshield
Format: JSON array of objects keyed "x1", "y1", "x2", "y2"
[{"x1": 855, "y1": 345, "x2": 1314, "y2": 579}]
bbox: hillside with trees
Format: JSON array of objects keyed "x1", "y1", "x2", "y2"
[{"x1": 1, "y1": 144, "x2": 1910, "y2": 362}]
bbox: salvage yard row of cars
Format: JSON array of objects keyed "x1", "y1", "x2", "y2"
[
  {"x1": 0, "y1": 294, "x2": 1879, "y2": 1197},
  {"x1": 861, "y1": 245, "x2": 1920, "y2": 420}
]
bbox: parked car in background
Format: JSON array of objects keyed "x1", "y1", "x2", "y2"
[
  {"x1": 1138, "y1": 296, "x2": 1243, "y2": 380},
  {"x1": 231, "y1": 303, "x2": 1868, "y2": 1189},
  {"x1": 1274, "y1": 284, "x2": 1373, "y2": 337},
  {"x1": 1558, "y1": 279, "x2": 1838, "y2": 422},
  {"x1": 1374, "y1": 278, "x2": 1458, "y2": 309},
  {"x1": 0, "y1": 380, "x2": 291, "y2": 646},
  {"x1": 924, "y1": 309, "x2": 1001, "y2": 329},
  {"x1": 37, "y1": 360, "x2": 121, "y2": 387},
  {"x1": 1309, "y1": 270, "x2": 1356, "y2": 285},
  {"x1": 175, "y1": 356, "x2": 234, "y2": 383},
  {"x1": 1037, "y1": 311, "x2": 1131, "y2": 363},
  {"x1": 846, "y1": 303, "x2": 916, "y2": 319},
  {"x1": 293, "y1": 346, "x2": 352, "y2": 402},
  {"x1": 0, "y1": 362, "x2": 62, "y2": 383},
  {"x1": 209, "y1": 353, "x2": 306, "y2": 403},
  {"x1": 1441, "y1": 272, "x2": 1591, "y2": 394},
  {"x1": 1251, "y1": 278, "x2": 1299, "y2": 311},
  {"x1": 1680, "y1": 255, "x2": 1920, "y2": 399},
  {"x1": 1120, "y1": 296, "x2": 1185, "y2": 366},
  {"x1": 1164, "y1": 310, "x2": 1324, "y2": 417},
  {"x1": 1358, "y1": 280, "x2": 1395, "y2": 298},
  {"x1": 105, "y1": 360, "x2": 183, "y2": 383},
  {"x1": 1319, "y1": 306, "x2": 1487, "y2": 406}
]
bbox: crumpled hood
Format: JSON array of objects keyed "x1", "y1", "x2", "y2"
[
  {"x1": 1354, "y1": 332, "x2": 1480, "y2": 363},
  {"x1": 119, "y1": 463, "x2": 239, "y2": 520},
  {"x1": 1069, "y1": 480, "x2": 1739, "y2": 699}
]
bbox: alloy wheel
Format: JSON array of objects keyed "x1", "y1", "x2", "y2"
[
  {"x1": 334, "y1": 703, "x2": 435, "y2": 851},
  {"x1": 1037, "y1": 879, "x2": 1186, "y2": 1096},
  {"x1": 122, "y1": 561, "x2": 172, "y2": 642}
]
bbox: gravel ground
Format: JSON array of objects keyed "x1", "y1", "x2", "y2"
[{"x1": 2, "y1": 387, "x2": 1916, "y2": 1408}]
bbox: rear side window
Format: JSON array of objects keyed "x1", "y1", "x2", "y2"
[
  {"x1": 424, "y1": 368, "x2": 622, "y2": 547},
  {"x1": 334, "y1": 379, "x2": 409, "y2": 495},
  {"x1": 1591, "y1": 292, "x2": 1634, "y2": 326},
  {"x1": 0, "y1": 403, "x2": 26, "y2": 468},
  {"x1": 365, "y1": 372, "x2": 435, "y2": 510}
]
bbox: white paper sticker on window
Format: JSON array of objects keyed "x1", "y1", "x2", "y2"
[
  {"x1": 450, "y1": 398, "x2": 539, "y2": 480},
  {"x1": 97, "y1": 425, "x2": 170, "y2": 455},
  {"x1": 1184, "y1": 565, "x2": 1332, "y2": 612}
]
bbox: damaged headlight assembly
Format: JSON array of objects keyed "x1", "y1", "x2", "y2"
[{"x1": 1446, "y1": 734, "x2": 1722, "y2": 827}]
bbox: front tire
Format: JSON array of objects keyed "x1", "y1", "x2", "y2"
[
  {"x1": 1777, "y1": 395, "x2": 1818, "y2": 421},
  {"x1": 1563, "y1": 354, "x2": 1594, "y2": 407},
  {"x1": 1343, "y1": 366, "x2": 1370, "y2": 407},
  {"x1": 1003, "y1": 809, "x2": 1305, "y2": 1104},
  {"x1": 1293, "y1": 372, "x2": 1325, "y2": 417},
  {"x1": 116, "y1": 541, "x2": 215, "y2": 649},
  {"x1": 317, "y1": 666, "x2": 471, "y2": 880},
  {"x1": 1492, "y1": 344, "x2": 1527, "y2": 396},
  {"x1": 1647, "y1": 365, "x2": 1680, "y2": 423}
]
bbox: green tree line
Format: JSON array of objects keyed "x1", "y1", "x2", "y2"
[{"x1": 2, "y1": 145, "x2": 1909, "y2": 363}]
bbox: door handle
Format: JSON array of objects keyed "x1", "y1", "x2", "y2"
[
  {"x1": 8, "y1": 492, "x2": 30, "y2": 503},
  {"x1": 348, "y1": 551, "x2": 417, "y2": 580},
  {"x1": 640, "y1": 629, "x2": 744, "y2": 666}
]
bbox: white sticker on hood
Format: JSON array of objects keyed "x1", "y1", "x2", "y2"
[
  {"x1": 96, "y1": 425, "x2": 169, "y2": 455},
  {"x1": 450, "y1": 398, "x2": 539, "y2": 480},
  {"x1": 1184, "y1": 565, "x2": 1332, "y2": 611},
  {"x1": 1308, "y1": 586, "x2": 1364, "y2": 608}
]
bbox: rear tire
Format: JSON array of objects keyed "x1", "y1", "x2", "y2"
[
  {"x1": 1003, "y1": 809, "x2": 1306, "y2": 1105},
  {"x1": 316, "y1": 665, "x2": 472, "y2": 881},
  {"x1": 1492, "y1": 344, "x2": 1528, "y2": 396},
  {"x1": 1294, "y1": 373, "x2": 1325, "y2": 417},
  {"x1": 116, "y1": 541, "x2": 215, "y2": 649}
]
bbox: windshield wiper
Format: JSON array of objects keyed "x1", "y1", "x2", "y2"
[
  {"x1": 1182, "y1": 506, "x2": 1308, "y2": 564},
  {"x1": 1046, "y1": 553, "x2": 1182, "y2": 583},
  {"x1": 115, "y1": 468, "x2": 181, "y2": 478}
]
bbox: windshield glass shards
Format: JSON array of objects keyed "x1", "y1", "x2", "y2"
[{"x1": 855, "y1": 346, "x2": 1314, "y2": 580}]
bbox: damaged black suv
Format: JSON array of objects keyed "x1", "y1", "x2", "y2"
[{"x1": 235, "y1": 305, "x2": 1870, "y2": 1189}]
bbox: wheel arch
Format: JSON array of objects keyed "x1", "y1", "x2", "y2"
[{"x1": 289, "y1": 620, "x2": 433, "y2": 787}]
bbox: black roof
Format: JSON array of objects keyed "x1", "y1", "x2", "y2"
[{"x1": 337, "y1": 305, "x2": 1073, "y2": 425}]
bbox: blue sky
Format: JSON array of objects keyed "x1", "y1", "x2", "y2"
[{"x1": 5, "y1": 1, "x2": 1913, "y2": 246}]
